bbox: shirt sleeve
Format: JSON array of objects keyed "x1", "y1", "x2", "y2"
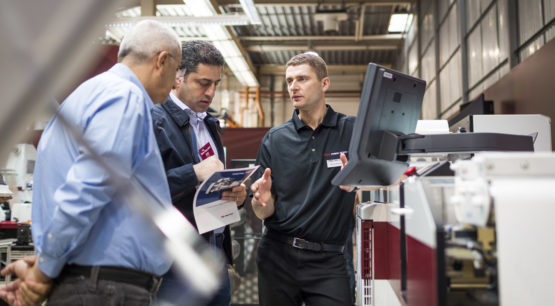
[
  {"x1": 254, "y1": 132, "x2": 276, "y2": 197},
  {"x1": 253, "y1": 133, "x2": 270, "y2": 180},
  {"x1": 37, "y1": 92, "x2": 146, "y2": 278}
]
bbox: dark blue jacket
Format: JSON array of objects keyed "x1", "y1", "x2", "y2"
[{"x1": 152, "y1": 97, "x2": 232, "y2": 264}]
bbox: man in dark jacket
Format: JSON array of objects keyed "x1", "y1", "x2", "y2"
[{"x1": 152, "y1": 40, "x2": 246, "y2": 305}]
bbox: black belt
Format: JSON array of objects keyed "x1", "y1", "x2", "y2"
[
  {"x1": 265, "y1": 230, "x2": 344, "y2": 253},
  {"x1": 59, "y1": 265, "x2": 162, "y2": 293}
]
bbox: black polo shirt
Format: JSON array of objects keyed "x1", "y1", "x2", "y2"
[{"x1": 255, "y1": 105, "x2": 356, "y2": 244}]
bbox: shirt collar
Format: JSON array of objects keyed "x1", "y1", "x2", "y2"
[
  {"x1": 163, "y1": 95, "x2": 222, "y2": 134},
  {"x1": 169, "y1": 92, "x2": 207, "y2": 122},
  {"x1": 292, "y1": 105, "x2": 339, "y2": 131},
  {"x1": 109, "y1": 63, "x2": 154, "y2": 110}
]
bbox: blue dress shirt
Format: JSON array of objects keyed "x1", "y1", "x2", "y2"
[{"x1": 32, "y1": 63, "x2": 173, "y2": 278}]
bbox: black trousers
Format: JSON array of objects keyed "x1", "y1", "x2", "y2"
[
  {"x1": 256, "y1": 236, "x2": 352, "y2": 306},
  {"x1": 46, "y1": 277, "x2": 153, "y2": 306}
]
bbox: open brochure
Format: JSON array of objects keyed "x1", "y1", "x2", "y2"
[{"x1": 193, "y1": 165, "x2": 259, "y2": 234}]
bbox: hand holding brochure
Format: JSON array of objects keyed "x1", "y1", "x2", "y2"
[{"x1": 193, "y1": 165, "x2": 259, "y2": 234}]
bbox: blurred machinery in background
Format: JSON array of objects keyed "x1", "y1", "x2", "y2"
[
  {"x1": 355, "y1": 116, "x2": 554, "y2": 306},
  {"x1": 357, "y1": 152, "x2": 555, "y2": 306},
  {"x1": 2, "y1": 143, "x2": 36, "y2": 205},
  {"x1": 1, "y1": 143, "x2": 36, "y2": 226}
]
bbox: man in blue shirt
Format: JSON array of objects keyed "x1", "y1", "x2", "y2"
[
  {"x1": 152, "y1": 40, "x2": 247, "y2": 305},
  {"x1": 0, "y1": 20, "x2": 181, "y2": 306}
]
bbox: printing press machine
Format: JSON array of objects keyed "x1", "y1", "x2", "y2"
[{"x1": 354, "y1": 126, "x2": 555, "y2": 306}]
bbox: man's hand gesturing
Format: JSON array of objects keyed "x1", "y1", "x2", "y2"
[{"x1": 250, "y1": 168, "x2": 275, "y2": 219}]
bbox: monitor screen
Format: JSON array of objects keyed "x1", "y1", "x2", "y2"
[{"x1": 332, "y1": 63, "x2": 426, "y2": 186}]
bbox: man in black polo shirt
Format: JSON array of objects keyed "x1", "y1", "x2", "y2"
[{"x1": 251, "y1": 53, "x2": 356, "y2": 306}]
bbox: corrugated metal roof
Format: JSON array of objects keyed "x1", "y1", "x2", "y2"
[
  {"x1": 222, "y1": 2, "x2": 404, "y2": 68},
  {"x1": 105, "y1": 1, "x2": 412, "y2": 71}
]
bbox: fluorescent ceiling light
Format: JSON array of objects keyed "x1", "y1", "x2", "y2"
[
  {"x1": 205, "y1": 25, "x2": 232, "y2": 41},
  {"x1": 183, "y1": 0, "x2": 216, "y2": 16},
  {"x1": 107, "y1": 1, "x2": 259, "y2": 87},
  {"x1": 388, "y1": 13, "x2": 413, "y2": 33},
  {"x1": 113, "y1": 4, "x2": 252, "y2": 26},
  {"x1": 108, "y1": 16, "x2": 251, "y2": 27},
  {"x1": 214, "y1": 40, "x2": 242, "y2": 56},
  {"x1": 239, "y1": 0, "x2": 262, "y2": 25},
  {"x1": 182, "y1": 0, "x2": 258, "y2": 86}
]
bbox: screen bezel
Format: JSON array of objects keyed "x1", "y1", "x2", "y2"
[{"x1": 332, "y1": 63, "x2": 426, "y2": 186}]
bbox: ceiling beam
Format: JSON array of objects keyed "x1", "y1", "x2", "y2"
[
  {"x1": 240, "y1": 34, "x2": 403, "y2": 42},
  {"x1": 240, "y1": 34, "x2": 403, "y2": 51},
  {"x1": 141, "y1": 0, "x2": 156, "y2": 16},
  {"x1": 216, "y1": 0, "x2": 411, "y2": 5},
  {"x1": 258, "y1": 64, "x2": 391, "y2": 75},
  {"x1": 156, "y1": 0, "x2": 183, "y2": 4},
  {"x1": 109, "y1": 15, "x2": 252, "y2": 26},
  {"x1": 246, "y1": 44, "x2": 398, "y2": 52}
]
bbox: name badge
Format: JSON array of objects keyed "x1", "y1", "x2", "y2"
[
  {"x1": 326, "y1": 159, "x2": 342, "y2": 168},
  {"x1": 199, "y1": 142, "x2": 215, "y2": 160}
]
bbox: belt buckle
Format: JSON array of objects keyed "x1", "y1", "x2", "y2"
[
  {"x1": 292, "y1": 237, "x2": 308, "y2": 249},
  {"x1": 150, "y1": 276, "x2": 162, "y2": 293}
]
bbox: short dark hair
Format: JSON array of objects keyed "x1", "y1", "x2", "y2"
[
  {"x1": 179, "y1": 40, "x2": 225, "y2": 77},
  {"x1": 285, "y1": 53, "x2": 328, "y2": 80}
]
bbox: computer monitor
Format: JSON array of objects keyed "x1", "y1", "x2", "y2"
[{"x1": 332, "y1": 63, "x2": 426, "y2": 186}]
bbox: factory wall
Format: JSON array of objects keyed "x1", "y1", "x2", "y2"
[{"x1": 397, "y1": 0, "x2": 554, "y2": 135}]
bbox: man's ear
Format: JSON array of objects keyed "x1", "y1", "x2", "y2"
[
  {"x1": 321, "y1": 77, "x2": 330, "y2": 92},
  {"x1": 155, "y1": 50, "x2": 169, "y2": 70},
  {"x1": 172, "y1": 74, "x2": 182, "y2": 90}
]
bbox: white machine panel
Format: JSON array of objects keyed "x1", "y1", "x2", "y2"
[
  {"x1": 453, "y1": 152, "x2": 555, "y2": 306},
  {"x1": 491, "y1": 178, "x2": 555, "y2": 306},
  {"x1": 403, "y1": 178, "x2": 437, "y2": 248},
  {"x1": 472, "y1": 114, "x2": 551, "y2": 151}
]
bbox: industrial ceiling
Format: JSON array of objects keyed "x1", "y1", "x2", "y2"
[{"x1": 107, "y1": 0, "x2": 413, "y2": 83}]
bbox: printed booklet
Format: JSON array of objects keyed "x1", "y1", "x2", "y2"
[{"x1": 193, "y1": 165, "x2": 259, "y2": 234}]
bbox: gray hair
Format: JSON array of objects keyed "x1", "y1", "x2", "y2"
[{"x1": 117, "y1": 20, "x2": 181, "y2": 62}]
